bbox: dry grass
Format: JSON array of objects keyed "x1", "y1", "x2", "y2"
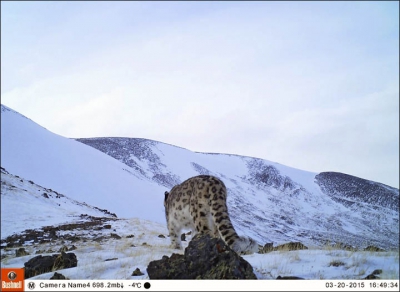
[
  {"x1": 313, "y1": 270, "x2": 326, "y2": 280},
  {"x1": 328, "y1": 259, "x2": 346, "y2": 267},
  {"x1": 346, "y1": 253, "x2": 368, "y2": 269}
]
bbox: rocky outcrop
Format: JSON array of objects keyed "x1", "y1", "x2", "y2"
[
  {"x1": 274, "y1": 242, "x2": 308, "y2": 251},
  {"x1": 246, "y1": 159, "x2": 297, "y2": 192},
  {"x1": 24, "y1": 252, "x2": 77, "y2": 279},
  {"x1": 315, "y1": 172, "x2": 399, "y2": 211},
  {"x1": 147, "y1": 234, "x2": 257, "y2": 279},
  {"x1": 277, "y1": 276, "x2": 304, "y2": 279},
  {"x1": 258, "y1": 242, "x2": 308, "y2": 253},
  {"x1": 50, "y1": 272, "x2": 69, "y2": 280},
  {"x1": 131, "y1": 268, "x2": 144, "y2": 276},
  {"x1": 1, "y1": 216, "x2": 118, "y2": 248},
  {"x1": 364, "y1": 246, "x2": 385, "y2": 252},
  {"x1": 363, "y1": 269, "x2": 382, "y2": 279},
  {"x1": 16, "y1": 248, "x2": 29, "y2": 257},
  {"x1": 259, "y1": 242, "x2": 274, "y2": 254},
  {"x1": 76, "y1": 137, "x2": 181, "y2": 188}
]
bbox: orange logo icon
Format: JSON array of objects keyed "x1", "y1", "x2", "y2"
[{"x1": 1, "y1": 268, "x2": 24, "y2": 292}]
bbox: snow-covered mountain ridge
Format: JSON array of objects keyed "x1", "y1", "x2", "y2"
[
  {"x1": 74, "y1": 137, "x2": 398, "y2": 250},
  {"x1": 1, "y1": 104, "x2": 398, "y2": 250}
]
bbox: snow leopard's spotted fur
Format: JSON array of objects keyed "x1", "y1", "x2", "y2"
[{"x1": 164, "y1": 175, "x2": 258, "y2": 255}]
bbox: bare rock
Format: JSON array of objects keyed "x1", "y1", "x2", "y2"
[
  {"x1": 260, "y1": 242, "x2": 274, "y2": 254},
  {"x1": 364, "y1": 269, "x2": 382, "y2": 279},
  {"x1": 147, "y1": 234, "x2": 256, "y2": 279},
  {"x1": 50, "y1": 272, "x2": 69, "y2": 280},
  {"x1": 132, "y1": 268, "x2": 144, "y2": 276},
  {"x1": 110, "y1": 233, "x2": 121, "y2": 240},
  {"x1": 364, "y1": 246, "x2": 385, "y2": 252},
  {"x1": 277, "y1": 275, "x2": 304, "y2": 279},
  {"x1": 274, "y1": 242, "x2": 308, "y2": 251},
  {"x1": 24, "y1": 252, "x2": 77, "y2": 278},
  {"x1": 16, "y1": 247, "x2": 29, "y2": 257}
]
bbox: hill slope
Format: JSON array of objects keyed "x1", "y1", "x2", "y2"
[
  {"x1": 1, "y1": 105, "x2": 165, "y2": 222},
  {"x1": 1, "y1": 167, "x2": 117, "y2": 238},
  {"x1": 1, "y1": 104, "x2": 398, "y2": 250},
  {"x1": 75, "y1": 137, "x2": 398, "y2": 249}
]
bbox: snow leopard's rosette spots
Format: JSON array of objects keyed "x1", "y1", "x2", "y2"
[{"x1": 164, "y1": 175, "x2": 258, "y2": 255}]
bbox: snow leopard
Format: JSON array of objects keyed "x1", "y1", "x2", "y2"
[{"x1": 164, "y1": 175, "x2": 258, "y2": 255}]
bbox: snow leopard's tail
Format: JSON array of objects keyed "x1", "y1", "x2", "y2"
[{"x1": 207, "y1": 177, "x2": 259, "y2": 255}]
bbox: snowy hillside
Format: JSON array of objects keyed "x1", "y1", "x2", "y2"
[
  {"x1": 1, "y1": 167, "x2": 116, "y2": 238},
  {"x1": 1, "y1": 103, "x2": 399, "y2": 251},
  {"x1": 2, "y1": 214, "x2": 399, "y2": 280},
  {"x1": 1, "y1": 103, "x2": 399, "y2": 281},
  {"x1": 1, "y1": 171, "x2": 398, "y2": 280},
  {"x1": 1, "y1": 104, "x2": 166, "y2": 222},
  {"x1": 76, "y1": 137, "x2": 399, "y2": 250}
]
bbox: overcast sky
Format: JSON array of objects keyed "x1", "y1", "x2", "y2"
[{"x1": 1, "y1": 1, "x2": 399, "y2": 188}]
